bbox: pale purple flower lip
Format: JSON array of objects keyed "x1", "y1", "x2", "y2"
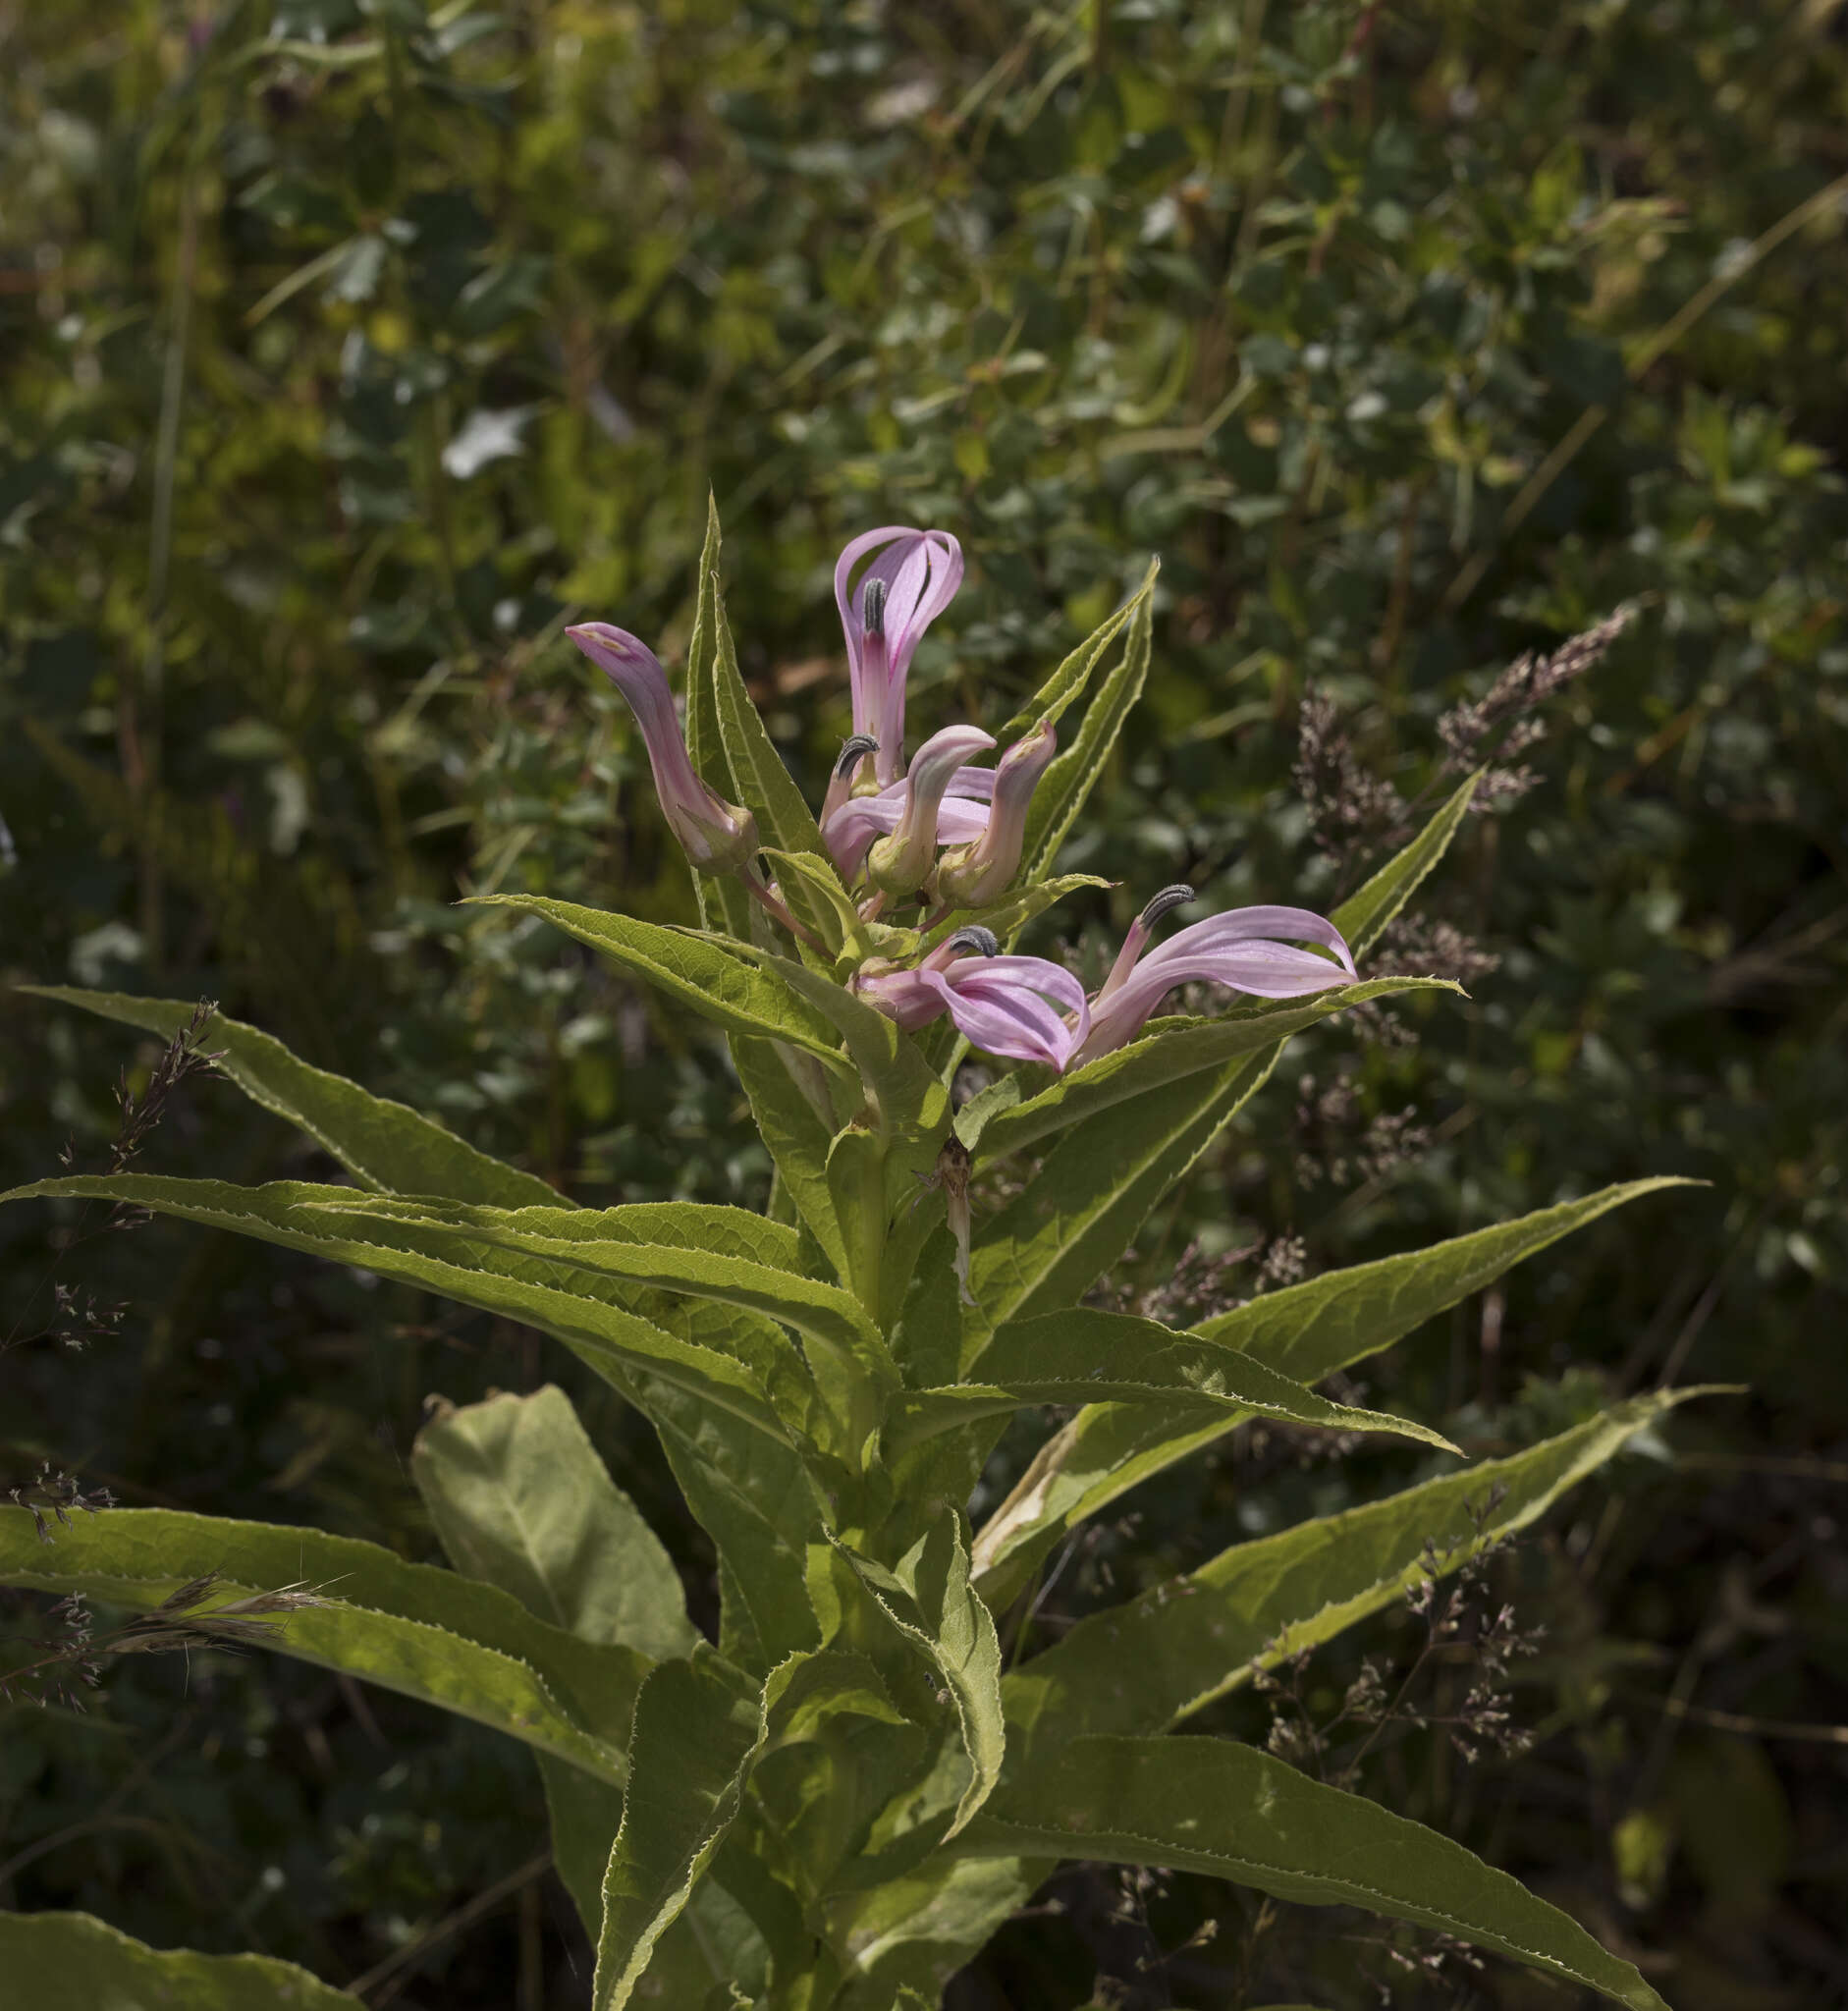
[
  {"x1": 566, "y1": 623, "x2": 758, "y2": 875},
  {"x1": 834, "y1": 526, "x2": 964, "y2": 788},
  {"x1": 1075, "y1": 888, "x2": 1354, "y2": 1063},
  {"x1": 854, "y1": 925, "x2": 1092, "y2": 1071},
  {"x1": 923, "y1": 951, "x2": 1090, "y2": 1070}
]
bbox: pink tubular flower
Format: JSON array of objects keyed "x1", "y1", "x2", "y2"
[
  {"x1": 854, "y1": 927, "x2": 1091, "y2": 1071},
  {"x1": 933, "y1": 717, "x2": 1058, "y2": 909},
  {"x1": 567, "y1": 623, "x2": 758, "y2": 874},
  {"x1": 863, "y1": 724, "x2": 995, "y2": 898},
  {"x1": 835, "y1": 527, "x2": 965, "y2": 788},
  {"x1": 1074, "y1": 885, "x2": 1355, "y2": 1064}
]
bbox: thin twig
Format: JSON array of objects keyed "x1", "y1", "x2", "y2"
[
  {"x1": 0, "y1": 1813, "x2": 215, "y2": 1889},
  {"x1": 347, "y1": 1853, "x2": 554, "y2": 2003},
  {"x1": 1632, "y1": 1696, "x2": 1848, "y2": 1748}
]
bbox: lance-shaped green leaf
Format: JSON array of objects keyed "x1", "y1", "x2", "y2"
[
  {"x1": 410, "y1": 1386, "x2": 698, "y2": 1941},
  {"x1": 320, "y1": 1195, "x2": 888, "y2": 1469},
  {"x1": 683, "y1": 494, "x2": 731, "y2": 811},
  {"x1": 886, "y1": 1308, "x2": 1455, "y2": 1459},
  {"x1": 463, "y1": 895, "x2": 854, "y2": 1080},
  {"x1": 521, "y1": 1282, "x2": 827, "y2": 1676},
  {"x1": 679, "y1": 496, "x2": 848, "y2": 950},
  {"x1": 545, "y1": 1767, "x2": 796, "y2": 1991},
  {"x1": 963, "y1": 1050, "x2": 1278, "y2": 1361},
  {"x1": 641, "y1": 1378, "x2": 823, "y2": 1673},
  {"x1": 827, "y1": 1514, "x2": 1005, "y2": 1838},
  {"x1": 762, "y1": 845, "x2": 876, "y2": 961},
  {"x1": 917, "y1": 874, "x2": 1112, "y2": 961},
  {"x1": 470, "y1": 1286, "x2": 824, "y2": 1664},
  {"x1": 0, "y1": 1505, "x2": 641, "y2": 1782},
  {"x1": 19, "y1": 984, "x2": 562, "y2": 1207},
  {"x1": 700, "y1": 499, "x2": 838, "y2": 870},
  {"x1": 0, "y1": 1911, "x2": 361, "y2": 2010},
  {"x1": 263, "y1": 1181, "x2": 823, "y2": 1448},
  {"x1": 430, "y1": 1254, "x2": 820, "y2": 1678},
  {"x1": 1004, "y1": 1387, "x2": 1722, "y2": 1747},
  {"x1": 996, "y1": 564, "x2": 1155, "y2": 741},
  {"x1": 733, "y1": 1035, "x2": 856, "y2": 1285},
  {"x1": 961, "y1": 979, "x2": 1459, "y2": 1161},
  {"x1": 300, "y1": 1192, "x2": 892, "y2": 1395},
  {"x1": 1332, "y1": 770, "x2": 1481, "y2": 955},
  {"x1": 411, "y1": 1385, "x2": 697, "y2": 1664},
  {"x1": 970, "y1": 1180, "x2": 1693, "y2": 1600},
  {"x1": 540, "y1": 1759, "x2": 629, "y2": 1948},
  {"x1": 1203, "y1": 1177, "x2": 1698, "y2": 1375},
  {"x1": 1022, "y1": 560, "x2": 1158, "y2": 881},
  {"x1": 594, "y1": 1652, "x2": 766, "y2": 2011},
  {"x1": 483, "y1": 1283, "x2": 819, "y2": 1678},
  {"x1": 596, "y1": 1646, "x2": 906, "y2": 2006},
  {"x1": 955, "y1": 1736, "x2": 1668, "y2": 2011},
  {"x1": 2, "y1": 1176, "x2": 791, "y2": 1444},
  {"x1": 751, "y1": 1652, "x2": 930, "y2": 1908},
  {"x1": 827, "y1": 1123, "x2": 892, "y2": 1323},
  {"x1": 822, "y1": 1857, "x2": 1047, "y2": 2011},
  {"x1": 342, "y1": 1192, "x2": 805, "y2": 1272},
  {"x1": 682, "y1": 496, "x2": 756, "y2": 943}
]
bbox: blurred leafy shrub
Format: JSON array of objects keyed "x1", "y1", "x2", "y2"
[{"x1": 2, "y1": 0, "x2": 1843, "y2": 2004}]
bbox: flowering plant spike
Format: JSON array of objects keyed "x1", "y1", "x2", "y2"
[{"x1": 3, "y1": 503, "x2": 1695, "y2": 2011}]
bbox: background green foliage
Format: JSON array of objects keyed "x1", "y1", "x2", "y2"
[{"x1": 3, "y1": 1, "x2": 1843, "y2": 2004}]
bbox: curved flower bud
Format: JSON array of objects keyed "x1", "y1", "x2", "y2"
[
  {"x1": 933, "y1": 717, "x2": 1058, "y2": 909},
  {"x1": 568, "y1": 624, "x2": 759, "y2": 875},
  {"x1": 821, "y1": 733, "x2": 881, "y2": 827},
  {"x1": 853, "y1": 932, "x2": 1090, "y2": 1071},
  {"x1": 1074, "y1": 898, "x2": 1354, "y2": 1063},
  {"x1": 835, "y1": 526, "x2": 965, "y2": 787},
  {"x1": 864, "y1": 724, "x2": 995, "y2": 898}
]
